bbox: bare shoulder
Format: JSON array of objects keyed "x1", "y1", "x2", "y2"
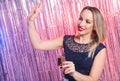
[
  {"x1": 96, "y1": 46, "x2": 106, "y2": 55},
  {"x1": 95, "y1": 43, "x2": 106, "y2": 58}
]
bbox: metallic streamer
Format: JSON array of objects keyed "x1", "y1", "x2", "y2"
[{"x1": 0, "y1": 0, "x2": 120, "y2": 81}]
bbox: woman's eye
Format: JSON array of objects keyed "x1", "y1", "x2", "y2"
[{"x1": 86, "y1": 21, "x2": 91, "y2": 24}]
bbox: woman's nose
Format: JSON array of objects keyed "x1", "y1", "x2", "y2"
[{"x1": 78, "y1": 21, "x2": 85, "y2": 27}]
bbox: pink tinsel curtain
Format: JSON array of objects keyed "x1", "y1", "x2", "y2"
[{"x1": 0, "y1": 0, "x2": 120, "y2": 81}]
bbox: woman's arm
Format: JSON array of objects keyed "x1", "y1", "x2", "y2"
[
  {"x1": 62, "y1": 48, "x2": 106, "y2": 81},
  {"x1": 27, "y1": 3, "x2": 63, "y2": 50}
]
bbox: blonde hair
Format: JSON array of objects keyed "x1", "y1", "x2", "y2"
[{"x1": 81, "y1": 6, "x2": 106, "y2": 57}]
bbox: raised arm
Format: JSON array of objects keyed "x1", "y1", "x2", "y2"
[{"x1": 27, "y1": 3, "x2": 63, "y2": 50}]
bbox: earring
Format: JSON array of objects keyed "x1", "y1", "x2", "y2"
[{"x1": 91, "y1": 30, "x2": 95, "y2": 37}]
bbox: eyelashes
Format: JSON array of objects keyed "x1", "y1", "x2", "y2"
[{"x1": 79, "y1": 17, "x2": 91, "y2": 24}]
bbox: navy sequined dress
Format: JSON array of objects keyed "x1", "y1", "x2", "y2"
[{"x1": 63, "y1": 35, "x2": 106, "y2": 81}]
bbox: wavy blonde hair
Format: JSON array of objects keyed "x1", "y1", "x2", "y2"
[{"x1": 81, "y1": 6, "x2": 106, "y2": 57}]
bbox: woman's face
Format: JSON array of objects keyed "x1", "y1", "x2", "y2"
[{"x1": 77, "y1": 9, "x2": 94, "y2": 36}]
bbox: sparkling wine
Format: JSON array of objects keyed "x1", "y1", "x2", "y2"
[{"x1": 57, "y1": 55, "x2": 66, "y2": 68}]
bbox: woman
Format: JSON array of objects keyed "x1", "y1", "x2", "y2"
[{"x1": 27, "y1": 3, "x2": 106, "y2": 81}]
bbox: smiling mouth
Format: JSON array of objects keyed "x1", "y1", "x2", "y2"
[{"x1": 78, "y1": 25, "x2": 85, "y2": 31}]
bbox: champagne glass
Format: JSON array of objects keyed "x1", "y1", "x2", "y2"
[{"x1": 57, "y1": 53, "x2": 66, "y2": 81}]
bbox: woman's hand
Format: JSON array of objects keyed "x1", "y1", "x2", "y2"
[
  {"x1": 62, "y1": 61, "x2": 76, "y2": 75},
  {"x1": 27, "y1": 3, "x2": 42, "y2": 22}
]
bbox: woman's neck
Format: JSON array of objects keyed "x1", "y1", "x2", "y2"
[{"x1": 75, "y1": 34, "x2": 92, "y2": 44}]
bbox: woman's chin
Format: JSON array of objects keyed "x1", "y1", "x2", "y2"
[{"x1": 78, "y1": 32, "x2": 85, "y2": 36}]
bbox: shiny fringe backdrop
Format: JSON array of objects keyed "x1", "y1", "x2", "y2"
[{"x1": 0, "y1": 0, "x2": 120, "y2": 81}]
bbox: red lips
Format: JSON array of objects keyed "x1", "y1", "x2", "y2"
[{"x1": 78, "y1": 26, "x2": 85, "y2": 31}]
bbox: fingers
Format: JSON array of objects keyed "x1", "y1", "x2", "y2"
[
  {"x1": 28, "y1": 3, "x2": 42, "y2": 21},
  {"x1": 62, "y1": 61, "x2": 74, "y2": 68},
  {"x1": 62, "y1": 61, "x2": 75, "y2": 74},
  {"x1": 64, "y1": 66, "x2": 75, "y2": 74}
]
